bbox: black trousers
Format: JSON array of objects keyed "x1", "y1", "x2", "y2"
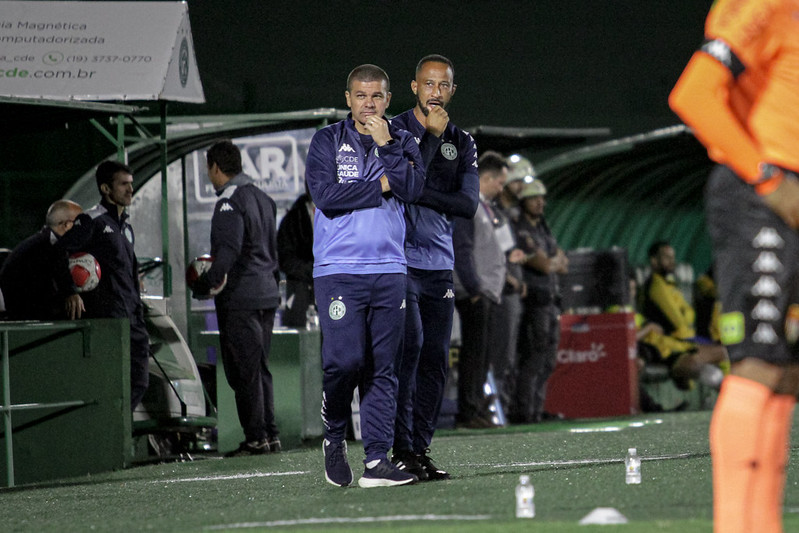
[
  {"x1": 217, "y1": 306, "x2": 278, "y2": 442},
  {"x1": 454, "y1": 296, "x2": 493, "y2": 422},
  {"x1": 129, "y1": 305, "x2": 150, "y2": 411}
]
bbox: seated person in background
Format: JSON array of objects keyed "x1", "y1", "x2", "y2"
[
  {"x1": 694, "y1": 267, "x2": 721, "y2": 342},
  {"x1": 641, "y1": 240, "x2": 699, "y2": 341},
  {"x1": 0, "y1": 200, "x2": 91, "y2": 321},
  {"x1": 618, "y1": 275, "x2": 729, "y2": 391},
  {"x1": 276, "y1": 188, "x2": 315, "y2": 328}
]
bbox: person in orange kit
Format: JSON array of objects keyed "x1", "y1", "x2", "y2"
[{"x1": 669, "y1": 1, "x2": 799, "y2": 532}]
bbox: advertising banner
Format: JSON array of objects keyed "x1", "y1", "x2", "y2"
[
  {"x1": 0, "y1": 1, "x2": 204, "y2": 102},
  {"x1": 545, "y1": 312, "x2": 639, "y2": 418}
]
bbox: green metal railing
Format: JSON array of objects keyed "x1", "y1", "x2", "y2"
[{"x1": 0, "y1": 322, "x2": 92, "y2": 488}]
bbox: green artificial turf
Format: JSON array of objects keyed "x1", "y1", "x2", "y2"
[{"x1": 3, "y1": 410, "x2": 799, "y2": 532}]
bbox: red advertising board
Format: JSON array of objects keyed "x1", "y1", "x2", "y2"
[{"x1": 544, "y1": 312, "x2": 639, "y2": 418}]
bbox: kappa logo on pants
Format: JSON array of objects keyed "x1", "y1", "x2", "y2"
[
  {"x1": 400, "y1": 299, "x2": 406, "y2": 309},
  {"x1": 443, "y1": 289, "x2": 455, "y2": 299}
]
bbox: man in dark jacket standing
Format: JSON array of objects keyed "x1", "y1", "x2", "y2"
[
  {"x1": 83, "y1": 161, "x2": 150, "y2": 411},
  {"x1": 276, "y1": 190, "x2": 315, "y2": 328},
  {"x1": 192, "y1": 140, "x2": 281, "y2": 456}
]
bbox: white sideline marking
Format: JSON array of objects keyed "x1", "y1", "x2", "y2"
[
  {"x1": 151, "y1": 471, "x2": 309, "y2": 483},
  {"x1": 205, "y1": 514, "x2": 492, "y2": 529},
  {"x1": 491, "y1": 452, "x2": 696, "y2": 469}
]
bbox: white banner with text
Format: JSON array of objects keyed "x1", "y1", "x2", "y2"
[{"x1": 0, "y1": 1, "x2": 204, "y2": 102}]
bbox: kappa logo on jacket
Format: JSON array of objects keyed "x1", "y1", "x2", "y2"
[
  {"x1": 219, "y1": 202, "x2": 234, "y2": 212},
  {"x1": 339, "y1": 143, "x2": 356, "y2": 153},
  {"x1": 752, "y1": 227, "x2": 784, "y2": 249},
  {"x1": 103, "y1": 225, "x2": 114, "y2": 234}
]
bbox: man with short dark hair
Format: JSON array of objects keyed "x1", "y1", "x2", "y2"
[
  {"x1": 452, "y1": 151, "x2": 517, "y2": 428},
  {"x1": 82, "y1": 160, "x2": 150, "y2": 410},
  {"x1": 192, "y1": 139, "x2": 281, "y2": 456},
  {"x1": 305, "y1": 64, "x2": 425, "y2": 488},
  {"x1": 0, "y1": 199, "x2": 89, "y2": 321},
  {"x1": 389, "y1": 54, "x2": 479, "y2": 481},
  {"x1": 641, "y1": 240, "x2": 696, "y2": 340}
]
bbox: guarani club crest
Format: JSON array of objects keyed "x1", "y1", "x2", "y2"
[{"x1": 329, "y1": 297, "x2": 346, "y2": 320}]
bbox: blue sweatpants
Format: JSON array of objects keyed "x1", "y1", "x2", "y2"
[
  {"x1": 394, "y1": 268, "x2": 455, "y2": 454},
  {"x1": 315, "y1": 273, "x2": 406, "y2": 462}
]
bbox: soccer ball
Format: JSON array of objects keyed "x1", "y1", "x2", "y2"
[
  {"x1": 186, "y1": 255, "x2": 227, "y2": 296},
  {"x1": 69, "y1": 252, "x2": 101, "y2": 292}
]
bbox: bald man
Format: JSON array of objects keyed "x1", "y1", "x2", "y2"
[{"x1": 0, "y1": 200, "x2": 90, "y2": 320}]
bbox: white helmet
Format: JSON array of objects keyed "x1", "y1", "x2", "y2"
[
  {"x1": 519, "y1": 179, "x2": 547, "y2": 198},
  {"x1": 507, "y1": 154, "x2": 536, "y2": 184}
]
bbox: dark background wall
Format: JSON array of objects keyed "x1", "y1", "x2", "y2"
[{"x1": 0, "y1": 0, "x2": 713, "y2": 247}]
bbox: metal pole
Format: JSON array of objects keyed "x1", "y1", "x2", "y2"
[
  {"x1": 2, "y1": 330, "x2": 14, "y2": 487},
  {"x1": 181, "y1": 156, "x2": 194, "y2": 354},
  {"x1": 160, "y1": 101, "x2": 172, "y2": 297},
  {"x1": 117, "y1": 113, "x2": 126, "y2": 163}
]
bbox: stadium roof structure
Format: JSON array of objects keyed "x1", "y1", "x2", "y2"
[{"x1": 536, "y1": 125, "x2": 715, "y2": 272}]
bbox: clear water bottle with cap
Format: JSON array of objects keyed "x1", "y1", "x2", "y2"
[
  {"x1": 305, "y1": 305, "x2": 320, "y2": 331},
  {"x1": 515, "y1": 474, "x2": 535, "y2": 518},
  {"x1": 625, "y1": 448, "x2": 641, "y2": 484}
]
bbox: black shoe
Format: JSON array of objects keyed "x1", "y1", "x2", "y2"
[
  {"x1": 225, "y1": 438, "x2": 270, "y2": 457},
  {"x1": 538, "y1": 411, "x2": 565, "y2": 422},
  {"x1": 268, "y1": 437, "x2": 282, "y2": 453},
  {"x1": 391, "y1": 449, "x2": 429, "y2": 481},
  {"x1": 419, "y1": 448, "x2": 450, "y2": 481},
  {"x1": 358, "y1": 458, "x2": 417, "y2": 488}
]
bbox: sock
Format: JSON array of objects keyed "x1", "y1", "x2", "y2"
[
  {"x1": 750, "y1": 393, "x2": 795, "y2": 532},
  {"x1": 719, "y1": 359, "x2": 731, "y2": 375},
  {"x1": 709, "y1": 375, "x2": 772, "y2": 533}
]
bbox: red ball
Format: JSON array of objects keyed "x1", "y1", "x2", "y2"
[
  {"x1": 69, "y1": 252, "x2": 101, "y2": 292},
  {"x1": 186, "y1": 255, "x2": 213, "y2": 288}
]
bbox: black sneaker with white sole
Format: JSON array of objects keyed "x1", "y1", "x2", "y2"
[
  {"x1": 390, "y1": 449, "x2": 429, "y2": 481},
  {"x1": 224, "y1": 438, "x2": 270, "y2": 458},
  {"x1": 268, "y1": 437, "x2": 282, "y2": 453},
  {"x1": 419, "y1": 448, "x2": 451, "y2": 480},
  {"x1": 358, "y1": 458, "x2": 418, "y2": 488},
  {"x1": 323, "y1": 439, "x2": 353, "y2": 487}
]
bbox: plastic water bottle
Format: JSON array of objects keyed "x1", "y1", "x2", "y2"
[
  {"x1": 305, "y1": 305, "x2": 320, "y2": 331},
  {"x1": 625, "y1": 448, "x2": 641, "y2": 484},
  {"x1": 515, "y1": 474, "x2": 535, "y2": 518}
]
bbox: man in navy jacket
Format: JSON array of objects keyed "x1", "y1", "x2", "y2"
[
  {"x1": 390, "y1": 54, "x2": 479, "y2": 481},
  {"x1": 193, "y1": 140, "x2": 281, "y2": 456}
]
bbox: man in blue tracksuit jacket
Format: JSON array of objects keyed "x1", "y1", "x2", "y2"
[
  {"x1": 305, "y1": 64, "x2": 425, "y2": 488},
  {"x1": 191, "y1": 140, "x2": 281, "y2": 457},
  {"x1": 390, "y1": 54, "x2": 479, "y2": 481},
  {"x1": 82, "y1": 161, "x2": 150, "y2": 411}
]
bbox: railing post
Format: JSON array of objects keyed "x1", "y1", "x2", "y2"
[{"x1": 2, "y1": 330, "x2": 14, "y2": 487}]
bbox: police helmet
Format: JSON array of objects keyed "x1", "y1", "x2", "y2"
[
  {"x1": 519, "y1": 180, "x2": 547, "y2": 199},
  {"x1": 507, "y1": 154, "x2": 536, "y2": 184}
]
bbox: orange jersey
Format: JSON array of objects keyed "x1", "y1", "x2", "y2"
[
  {"x1": 706, "y1": 0, "x2": 799, "y2": 173},
  {"x1": 670, "y1": 0, "x2": 799, "y2": 187}
]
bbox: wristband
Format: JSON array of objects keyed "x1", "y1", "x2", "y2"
[{"x1": 753, "y1": 163, "x2": 784, "y2": 196}]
